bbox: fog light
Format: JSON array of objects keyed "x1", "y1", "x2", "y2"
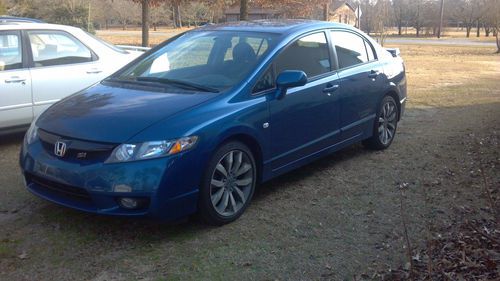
[
  {"x1": 117, "y1": 197, "x2": 149, "y2": 210},
  {"x1": 118, "y1": 198, "x2": 139, "y2": 209},
  {"x1": 114, "y1": 184, "x2": 132, "y2": 193}
]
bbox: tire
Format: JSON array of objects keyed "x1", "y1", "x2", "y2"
[
  {"x1": 363, "y1": 95, "x2": 399, "y2": 150},
  {"x1": 198, "y1": 141, "x2": 257, "y2": 226}
]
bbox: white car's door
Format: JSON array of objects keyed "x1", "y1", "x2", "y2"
[
  {"x1": 27, "y1": 30, "x2": 107, "y2": 116},
  {"x1": 0, "y1": 30, "x2": 33, "y2": 128}
]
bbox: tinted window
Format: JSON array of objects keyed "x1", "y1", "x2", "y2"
[
  {"x1": 0, "y1": 32, "x2": 22, "y2": 71},
  {"x1": 116, "y1": 31, "x2": 278, "y2": 90},
  {"x1": 28, "y1": 31, "x2": 93, "y2": 67},
  {"x1": 275, "y1": 32, "x2": 331, "y2": 78},
  {"x1": 331, "y1": 31, "x2": 369, "y2": 69},
  {"x1": 252, "y1": 66, "x2": 275, "y2": 93}
]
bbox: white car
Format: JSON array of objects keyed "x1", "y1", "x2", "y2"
[{"x1": 0, "y1": 22, "x2": 143, "y2": 133}]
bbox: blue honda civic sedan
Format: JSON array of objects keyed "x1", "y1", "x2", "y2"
[{"x1": 20, "y1": 20, "x2": 406, "y2": 225}]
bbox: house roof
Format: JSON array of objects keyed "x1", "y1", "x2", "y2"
[{"x1": 331, "y1": 1, "x2": 356, "y2": 13}]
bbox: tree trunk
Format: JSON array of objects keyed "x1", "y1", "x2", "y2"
[
  {"x1": 172, "y1": 3, "x2": 182, "y2": 28},
  {"x1": 176, "y1": 4, "x2": 182, "y2": 28},
  {"x1": 496, "y1": 28, "x2": 500, "y2": 53},
  {"x1": 476, "y1": 20, "x2": 480, "y2": 37},
  {"x1": 398, "y1": 21, "x2": 402, "y2": 36},
  {"x1": 240, "y1": 0, "x2": 248, "y2": 21},
  {"x1": 323, "y1": 3, "x2": 329, "y2": 21},
  {"x1": 172, "y1": 5, "x2": 177, "y2": 28},
  {"x1": 466, "y1": 26, "x2": 471, "y2": 37},
  {"x1": 485, "y1": 27, "x2": 490, "y2": 37},
  {"x1": 141, "y1": 0, "x2": 150, "y2": 47}
]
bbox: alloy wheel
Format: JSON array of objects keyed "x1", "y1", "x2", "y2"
[
  {"x1": 378, "y1": 100, "x2": 398, "y2": 145},
  {"x1": 210, "y1": 150, "x2": 254, "y2": 217}
]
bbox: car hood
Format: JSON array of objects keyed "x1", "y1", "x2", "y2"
[{"x1": 37, "y1": 83, "x2": 218, "y2": 143}]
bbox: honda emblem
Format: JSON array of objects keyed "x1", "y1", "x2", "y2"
[{"x1": 54, "y1": 141, "x2": 67, "y2": 157}]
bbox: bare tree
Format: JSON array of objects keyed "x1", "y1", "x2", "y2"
[
  {"x1": 484, "y1": 0, "x2": 500, "y2": 52},
  {"x1": 454, "y1": 0, "x2": 481, "y2": 37}
]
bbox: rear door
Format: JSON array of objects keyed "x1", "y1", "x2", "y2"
[
  {"x1": 26, "y1": 30, "x2": 106, "y2": 117},
  {"x1": 0, "y1": 30, "x2": 33, "y2": 128},
  {"x1": 330, "y1": 30, "x2": 384, "y2": 140}
]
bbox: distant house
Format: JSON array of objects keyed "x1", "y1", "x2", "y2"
[
  {"x1": 224, "y1": 4, "x2": 284, "y2": 22},
  {"x1": 328, "y1": 1, "x2": 357, "y2": 26}
]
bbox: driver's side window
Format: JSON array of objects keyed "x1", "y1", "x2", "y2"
[{"x1": 275, "y1": 32, "x2": 331, "y2": 78}]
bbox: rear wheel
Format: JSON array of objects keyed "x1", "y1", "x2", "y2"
[
  {"x1": 198, "y1": 141, "x2": 256, "y2": 226},
  {"x1": 363, "y1": 95, "x2": 399, "y2": 150}
]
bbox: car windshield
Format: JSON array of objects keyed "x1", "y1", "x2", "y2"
[
  {"x1": 85, "y1": 31, "x2": 129, "y2": 54},
  {"x1": 112, "y1": 30, "x2": 279, "y2": 92}
]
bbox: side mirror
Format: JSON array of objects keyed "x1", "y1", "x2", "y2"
[{"x1": 275, "y1": 70, "x2": 307, "y2": 100}]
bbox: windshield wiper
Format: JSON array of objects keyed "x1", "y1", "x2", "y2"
[
  {"x1": 103, "y1": 77, "x2": 152, "y2": 86},
  {"x1": 135, "y1": 77, "x2": 219, "y2": 93}
]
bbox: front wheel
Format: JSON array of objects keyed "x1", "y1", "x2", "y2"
[
  {"x1": 198, "y1": 141, "x2": 256, "y2": 226},
  {"x1": 363, "y1": 95, "x2": 399, "y2": 150}
]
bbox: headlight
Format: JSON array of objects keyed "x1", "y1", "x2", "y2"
[
  {"x1": 25, "y1": 121, "x2": 39, "y2": 145},
  {"x1": 105, "y1": 136, "x2": 198, "y2": 163}
]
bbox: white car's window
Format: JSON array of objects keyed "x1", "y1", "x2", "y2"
[
  {"x1": 0, "y1": 32, "x2": 22, "y2": 71},
  {"x1": 28, "y1": 31, "x2": 93, "y2": 67},
  {"x1": 331, "y1": 30, "x2": 369, "y2": 69}
]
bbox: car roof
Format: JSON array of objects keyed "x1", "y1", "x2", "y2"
[
  {"x1": 197, "y1": 19, "x2": 353, "y2": 34},
  {"x1": 0, "y1": 22, "x2": 81, "y2": 32},
  {"x1": 0, "y1": 16, "x2": 45, "y2": 23}
]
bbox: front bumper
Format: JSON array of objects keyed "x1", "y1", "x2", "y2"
[{"x1": 19, "y1": 138, "x2": 200, "y2": 220}]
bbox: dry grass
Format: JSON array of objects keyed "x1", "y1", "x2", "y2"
[
  {"x1": 387, "y1": 44, "x2": 500, "y2": 108},
  {"x1": 386, "y1": 27, "x2": 497, "y2": 42},
  {"x1": 96, "y1": 27, "x2": 191, "y2": 46}
]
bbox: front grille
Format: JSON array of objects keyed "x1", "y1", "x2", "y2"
[
  {"x1": 26, "y1": 173, "x2": 92, "y2": 202},
  {"x1": 38, "y1": 129, "x2": 116, "y2": 163}
]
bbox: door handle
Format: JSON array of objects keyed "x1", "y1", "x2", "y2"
[
  {"x1": 368, "y1": 70, "x2": 380, "y2": 79},
  {"x1": 323, "y1": 84, "x2": 339, "y2": 94},
  {"x1": 5, "y1": 77, "x2": 26, "y2": 84},
  {"x1": 86, "y1": 69, "x2": 103, "y2": 74}
]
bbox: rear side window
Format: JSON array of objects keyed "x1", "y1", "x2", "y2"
[
  {"x1": 275, "y1": 32, "x2": 331, "y2": 78},
  {"x1": 331, "y1": 31, "x2": 369, "y2": 69},
  {"x1": 28, "y1": 31, "x2": 93, "y2": 67},
  {"x1": 0, "y1": 32, "x2": 22, "y2": 71}
]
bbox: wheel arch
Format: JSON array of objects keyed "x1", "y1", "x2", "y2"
[
  {"x1": 384, "y1": 90, "x2": 402, "y2": 121},
  {"x1": 216, "y1": 133, "x2": 264, "y2": 184}
]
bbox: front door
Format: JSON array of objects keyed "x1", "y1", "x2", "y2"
[
  {"x1": 0, "y1": 30, "x2": 33, "y2": 128},
  {"x1": 269, "y1": 32, "x2": 341, "y2": 172}
]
